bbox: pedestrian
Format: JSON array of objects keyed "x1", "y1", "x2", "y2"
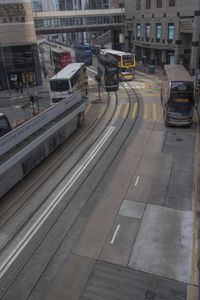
[{"x1": 19, "y1": 81, "x2": 23, "y2": 94}]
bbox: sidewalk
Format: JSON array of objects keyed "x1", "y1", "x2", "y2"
[
  {"x1": 0, "y1": 76, "x2": 49, "y2": 100},
  {"x1": 135, "y1": 61, "x2": 164, "y2": 78}
]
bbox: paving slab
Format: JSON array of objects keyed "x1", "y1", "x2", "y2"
[
  {"x1": 118, "y1": 200, "x2": 146, "y2": 219},
  {"x1": 128, "y1": 204, "x2": 197, "y2": 284},
  {"x1": 99, "y1": 215, "x2": 140, "y2": 266}
]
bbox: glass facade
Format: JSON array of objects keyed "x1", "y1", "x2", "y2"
[
  {"x1": 156, "y1": 23, "x2": 162, "y2": 40},
  {"x1": 136, "y1": 24, "x2": 141, "y2": 38},
  {"x1": 145, "y1": 24, "x2": 151, "y2": 40},
  {"x1": 168, "y1": 23, "x2": 174, "y2": 40}
]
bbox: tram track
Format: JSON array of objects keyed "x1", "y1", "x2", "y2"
[
  {"x1": 0, "y1": 83, "x2": 141, "y2": 298},
  {"x1": 0, "y1": 88, "x2": 117, "y2": 277},
  {"x1": 0, "y1": 83, "x2": 105, "y2": 221},
  {"x1": 0, "y1": 90, "x2": 115, "y2": 239}
]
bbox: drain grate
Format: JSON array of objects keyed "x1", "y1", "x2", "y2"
[{"x1": 176, "y1": 138, "x2": 183, "y2": 141}]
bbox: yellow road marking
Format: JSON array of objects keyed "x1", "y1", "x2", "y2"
[
  {"x1": 143, "y1": 103, "x2": 148, "y2": 120},
  {"x1": 85, "y1": 103, "x2": 92, "y2": 114},
  {"x1": 123, "y1": 104, "x2": 129, "y2": 119},
  {"x1": 189, "y1": 110, "x2": 199, "y2": 299},
  {"x1": 152, "y1": 103, "x2": 157, "y2": 121},
  {"x1": 107, "y1": 104, "x2": 115, "y2": 120},
  {"x1": 140, "y1": 93, "x2": 160, "y2": 97},
  {"x1": 114, "y1": 104, "x2": 122, "y2": 121},
  {"x1": 144, "y1": 82, "x2": 150, "y2": 88},
  {"x1": 131, "y1": 103, "x2": 138, "y2": 119}
]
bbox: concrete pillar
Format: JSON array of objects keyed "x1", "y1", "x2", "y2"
[
  {"x1": 175, "y1": 45, "x2": 180, "y2": 64},
  {"x1": 190, "y1": 10, "x2": 200, "y2": 75},
  {"x1": 162, "y1": 49, "x2": 167, "y2": 65}
]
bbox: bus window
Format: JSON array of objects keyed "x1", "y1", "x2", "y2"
[
  {"x1": 50, "y1": 80, "x2": 70, "y2": 92},
  {"x1": 171, "y1": 82, "x2": 194, "y2": 98}
]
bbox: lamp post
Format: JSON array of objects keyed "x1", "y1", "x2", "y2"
[{"x1": 0, "y1": 42, "x2": 11, "y2": 96}]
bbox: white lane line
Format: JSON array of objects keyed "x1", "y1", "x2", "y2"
[
  {"x1": 0, "y1": 126, "x2": 115, "y2": 278},
  {"x1": 135, "y1": 176, "x2": 140, "y2": 186},
  {"x1": 111, "y1": 224, "x2": 120, "y2": 244}
]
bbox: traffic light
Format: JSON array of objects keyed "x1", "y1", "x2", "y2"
[
  {"x1": 196, "y1": 79, "x2": 200, "y2": 89},
  {"x1": 196, "y1": 80, "x2": 200, "y2": 96}
]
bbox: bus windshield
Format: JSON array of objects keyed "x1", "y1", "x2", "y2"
[
  {"x1": 123, "y1": 55, "x2": 134, "y2": 66},
  {"x1": 119, "y1": 67, "x2": 133, "y2": 74},
  {"x1": 171, "y1": 82, "x2": 194, "y2": 98},
  {"x1": 50, "y1": 80, "x2": 70, "y2": 92}
]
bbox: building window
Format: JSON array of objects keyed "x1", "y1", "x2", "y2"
[
  {"x1": 156, "y1": 23, "x2": 162, "y2": 40},
  {"x1": 145, "y1": 23, "x2": 151, "y2": 40},
  {"x1": 136, "y1": 0, "x2": 141, "y2": 10},
  {"x1": 157, "y1": 0, "x2": 162, "y2": 8},
  {"x1": 169, "y1": 0, "x2": 175, "y2": 7},
  {"x1": 168, "y1": 23, "x2": 174, "y2": 40},
  {"x1": 136, "y1": 24, "x2": 141, "y2": 38},
  {"x1": 119, "y1": 3, "x2": 124, "y2": 8},
  {"x1": 146, "y1": 0, "x2": 151, "y2": 9}
]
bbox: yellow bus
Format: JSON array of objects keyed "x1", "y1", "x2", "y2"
[{"x1": 101, "y1": 49, "x2": 135, "y2": 81}]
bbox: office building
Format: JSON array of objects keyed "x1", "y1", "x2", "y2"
[
  {"x1": 125, "y1": 0, "x2": 200, "y2": 74},
  {"x1": 0, "y1": 0, "x2": 42, "y2": 90}
]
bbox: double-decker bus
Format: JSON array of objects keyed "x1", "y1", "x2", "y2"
[
  {"x1": 49, "y1": 63, "x2": 88, "y2": 104},
  {"x1": 50, "y1": 47, "x2": 72, "y2": 72},
  {"x1": 101, "y1": 49, "x2": 135, "y2": 81},
  {"x1": 98, "y1": 53, "x2": 119, "y2": 91},
  {"x1": 161, "y1": 64, "x2": 195, "y2": 126},
  {"x1": 74, "y1": 44, "x2": 92, "y2": 66}
]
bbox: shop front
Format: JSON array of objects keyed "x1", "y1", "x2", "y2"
[{"x1": 0, "y1": 44, "x2": 42, "y2": 90}]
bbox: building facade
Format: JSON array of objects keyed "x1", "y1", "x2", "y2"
[
  {"x1": 0, "y1": 0, "x2": 42, "y2": 90},
  {"x1": 40, "y1": 0, "x2": 59, "y2": 11},
  {"x1": 125, "y1": 0, "x2": 200, "y2": 74}
]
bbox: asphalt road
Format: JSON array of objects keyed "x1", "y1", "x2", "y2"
[{"x1": 0, "y1": 75, "x2": 199, "y2": 299}]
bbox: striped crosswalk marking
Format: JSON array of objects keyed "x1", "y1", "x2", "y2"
[
  {"x1": 123, "y1": 104, "x2": 129, "y2": 119},
  {"x1": 114, "y1": 104, "x2": 122, "y2": 121},
  {"x1": 143, "y1": 103, "x2": 148, "y2": 120},
  {"x1": 131, "y1": 103, "x2": 138, "y2": 119},
  {"x1": 85, "y1": 103, "x2": 92, "y2": 114},
  {"x1": 104, "y1": 103, "x2": 161, "y2": 122},
  {"x1": 107, "y1": 104, "x2": 115, "y2": 120},
  {"x1": 152, "y1": 103, "x2": 157, "y2": 121}
]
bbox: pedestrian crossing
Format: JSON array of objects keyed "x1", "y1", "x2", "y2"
[
  {"x1": 115, "y1": 103, "x2": 161, "y2": 122},
  {"x1": 85, "y1": 102, "x2": 163, "y2": 122}
]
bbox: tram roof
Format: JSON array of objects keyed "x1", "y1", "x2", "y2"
[
  {"x1": 164, "y1": 64, "x2": 193, "y2": 82},
  {"x1": 99, "y1": 53, "x2": 117, "y2": 62},
  {"x1": 50, "y1": 63, "x2": 85, "y2": 80},
  {"x1": 51, "y1": 47, "x2": 70, "y2": 54},
  {"x1": 101, "y1": 48, "x2": 134, "y2": 57}
]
